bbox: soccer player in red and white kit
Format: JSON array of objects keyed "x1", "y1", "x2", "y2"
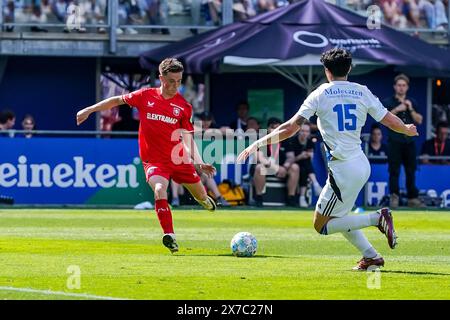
[{"x1": 76, "y1": 58, "x2": 217, "y2": 253}]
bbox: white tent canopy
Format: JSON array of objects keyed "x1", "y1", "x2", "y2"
[{"x1": 223, "y1": 54, "x2": 386, "y2": 93}]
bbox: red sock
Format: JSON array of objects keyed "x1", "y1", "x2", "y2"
[{"x1": 155, "y1": 199, "x2": 174, "y2": 234}]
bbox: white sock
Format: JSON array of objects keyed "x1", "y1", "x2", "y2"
[
  {"x1": 164, "y1": 233, "x2": 176, "y2": 239},
  {"x1": 326, "y1": 213, "x2": 380, "y2": 234},
  {"x1": 342, "y1": 230, "x2": 378, "y2": 258}
]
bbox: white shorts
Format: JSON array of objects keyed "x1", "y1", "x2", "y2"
[{"x1": 316, "y1": 152, "x2": 370, "y2": 218}]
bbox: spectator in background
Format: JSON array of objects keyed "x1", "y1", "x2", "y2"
[
  {"x1": 139, "y1": 0, "x2": 170, "y2": 34},
  {"x1": 190, "y1": 0, "x2": 202, "y2": 34},
  {"x1": 256, "y1": 0, "x2": 289, "y2": 14},
  {"x1": 432, "y1": 103, "x2": 450, "y2": 127},
  {"x1": 382, "y1": 74, "x2": 424, "y2": 208},
  {"x1": 233, "y1": 0, "x2": 257, "y2": 21},
  {"x1": 117, "y1": 0, "x2": 139, "y2": 34},
  {"x1": 52, "y1": 0, "x2": 69, "y2": 24},
  {"x1": 195, "y1": 110, "x2": 230, "y2": 135},
  {"x1": 182, "y1": 76, "x2": 205, "y2": 113},
  {"x1": 21, "y1": 114, "x2": 36, "y2": 138},
  {"x1": 285, "y1": 122, "x2": 322, "y2": 207},
  {"x1": 0, "y1": 109, "x2": 16, "y2": 137},
  {"x1": 140, "y1": 0, "x2": 159, "y2": 29},
  {"x1": 82, "y1": 0, "x2": 107, "y2": 33},
  {"x1": 367, "y1": 123, "x2": 388, "y2": 164},
  {"x1": 196, "y1": 110, "x2": 227, "y2": 135},
  {"x1": 65, "y1": 0, "x2": 87, "y2": 33},
  {"x1": 251, "y1": 118, "x2": 300, "y2": 207},
  {"x1": 421, "y1": 121, "x2": 450, "y2": 164},
  {"x1": 435, "y1": 0, "x2": 449, "y2": 30},
  {"x1": 308, "y1": 115, "x2": 320, "y2": 138},
  {"x1": 4, "y1": 1, "x2": 15, "y2": 32},
  {"x1": 190, "y1": 0, "x2": 222, "y2": 34},
  {"x1": 246, "y1": 117, "x2": 260, "y2": 131},
  {"x1": 257, "y1": 0, "x2": 276, "y2": 13},
  {"x1": 403, "y1": 0, "x2": 422, "y2": 27},
  {"x1": 205, "y1": 0, "x2": 222, "y2": 26},
  {"x1": 41, "y1": 0, "x2": 53, "y2": 20},
  {"x1": 229, "y1": 101, "x2": 250, "y2": 131},
  {"x1": 379, "y1": 0, "x2": 408, "y2": 28},
  {"x1": 418, "y1": 0, "x2": 436, "y2": 28},
  {"x1": 29, "y1": 0, "x2": 49, "y2": 32},
  {"x1": 197, "y1": 111, "x2": 217, "y2": 130}
]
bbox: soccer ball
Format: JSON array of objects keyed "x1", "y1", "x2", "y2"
[{"x1": 230, "y1": 232, "x2": 257, "y2": 257}]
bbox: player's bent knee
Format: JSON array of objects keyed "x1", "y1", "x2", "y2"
[
  {"x1": 153, "y1": 184, "x2": 167, "y2": 200},
  {"x1": 313, "y1": 220, "x2": 324, "y2": 234},
  {"x1": 313, "y1": 211, "x2": 330, "y2": 235},
  {"x1": 290, "y1": 163, "x2": 300, "y2": 173}
]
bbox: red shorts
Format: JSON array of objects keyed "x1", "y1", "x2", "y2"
[{"x1": 142, "y1": 162, "x2": 201, "y2": 184}]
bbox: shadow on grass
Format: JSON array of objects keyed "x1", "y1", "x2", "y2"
[
  {"x1": 380, "y1": 270, "x2": 450, "y2": 276},
  {"x1": 174, "y1": 253, "x2": 291, "y2": 259}
]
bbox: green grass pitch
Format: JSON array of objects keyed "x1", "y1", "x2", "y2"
[{"x1": 0, "y1": 208, "x2": 449, "y2": 300}]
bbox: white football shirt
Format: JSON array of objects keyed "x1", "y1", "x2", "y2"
[{"x1": 297, "y1": 80, "x2": 388, "y2": 161}]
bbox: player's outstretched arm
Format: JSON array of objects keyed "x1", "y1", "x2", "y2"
[
  {"x1": 380, "y1": 111, "x2": 418, "y2": 137},
  {"x1": 76, "y1": 95, "x2": 125, "y2": 126},
  {"x1": 237, "y1": 113, "x2": 306, "y2": 163}
]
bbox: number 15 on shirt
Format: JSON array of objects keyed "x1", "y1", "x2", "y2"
[{"x1": 333, "y1": 104, "x2": 357, "y2": 131}]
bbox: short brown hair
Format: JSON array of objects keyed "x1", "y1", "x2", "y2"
[
  {"x1": 159, "y1": 58, "x2": 184, "y2": 76},
  {"x1": 394, "y1": 74, "x2": 409, "y2": 85}
]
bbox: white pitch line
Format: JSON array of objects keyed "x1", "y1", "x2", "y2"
[{"x1": 0, "y1": 286, "x2": 128, "y2": 300}]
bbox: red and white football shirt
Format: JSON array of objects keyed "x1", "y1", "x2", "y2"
[{"x1": 122, "y1": 87, "x2": 194, "y2": 164}]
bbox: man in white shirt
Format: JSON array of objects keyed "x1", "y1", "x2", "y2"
[{"x1": 238, "y1": 48, "x2": 418, "y2": 271}]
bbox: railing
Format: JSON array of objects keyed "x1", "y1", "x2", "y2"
[
  {"x1": 367, "y1": 154, "x2": 450, "y2": 162},
  {"x1": 358, "y1": 133, "x2": 450, "y2": 164},
  {"x1": 1, "y1": 0, "x2": 448, "y2": 47},
  {"x1": 0, "y1": 129, "x2": 138, "y2": 137},
  {"x1": 0, "y1": 0, "x2": 235, "y2": 53},
  {"x1": 0, "y1": 0, "x2": 233, "y2": 33},
  {"x1": 3, "y1": 129, "x2": 450, "y2": 163}
]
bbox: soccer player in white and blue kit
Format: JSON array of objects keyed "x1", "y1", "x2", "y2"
[{"x1": 238, "y1": 48, "x2": 418, "y2": 270}]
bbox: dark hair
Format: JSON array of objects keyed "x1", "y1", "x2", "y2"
[
  {"x1": 22, "y1": 114, "x2": 35, "y2": 124},
  {"x1": 159, "y1": 58, "x2": 184, "y2": 76},
  {"x1": 0, "y1": 109, "x2": 15, "y2": 124},
  {"x1": 436, "y1": 121, "x2": 449, "y2": 132},
  {"x1": 236, "y1": 101, "x2": 249, "y2": 110},
  {"x1": 300, "y1": 121, "x2": 311, "y2": 127},
  {"x1": 370, "y1": 123, "x2": 382, "y2": 133},
  {"x1": 198, "y1": 111, "x2": 214, "y2": 121},
  {"x1": 247, "y1": 116, "x2": 259, "y2": 124},
  {"x1": 394, "y1": 74, "x2": 410, "y2": 85},
  {"x1": 267, "y1": 117, "x2": 282, "y2": 127},
  {"x1": 320, "y1": 48, "x2": 352, "y2": 77}
]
